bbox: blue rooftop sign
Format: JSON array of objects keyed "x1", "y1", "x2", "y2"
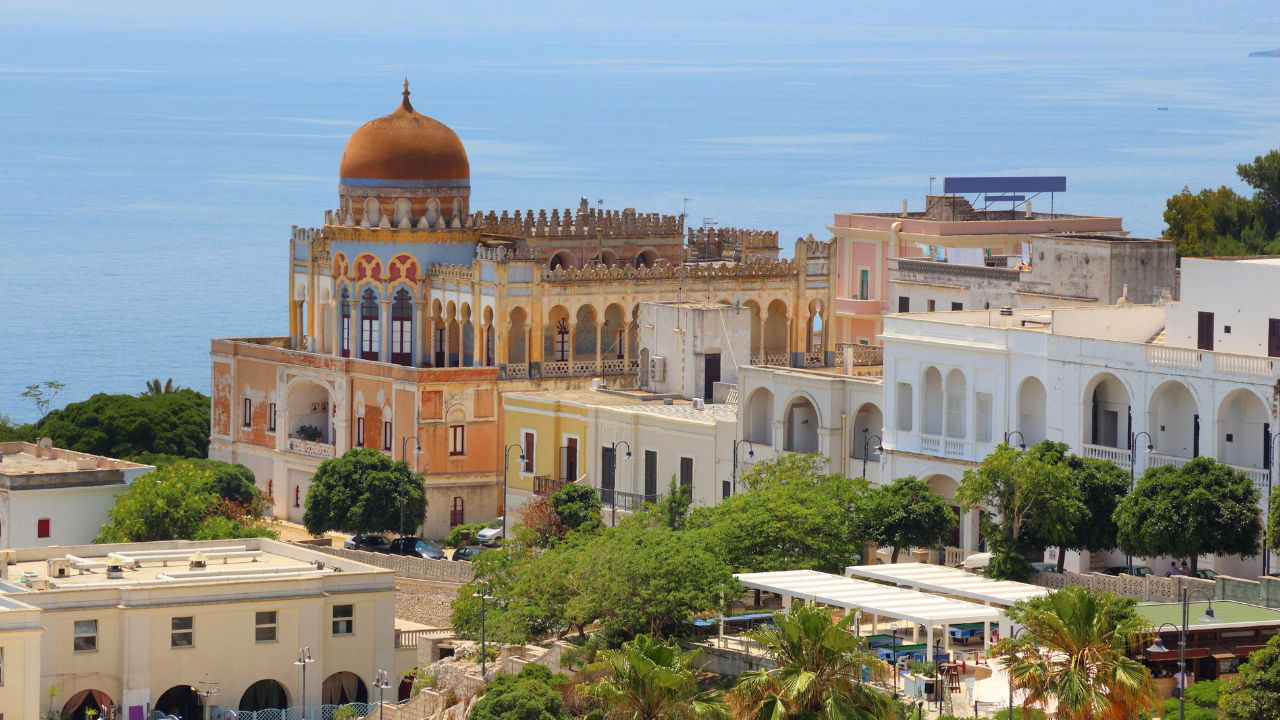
[{"x1": 943, "y1": 176, "x2": 1066, "y2": 194}]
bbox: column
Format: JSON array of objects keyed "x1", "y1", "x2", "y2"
[
  {"x1": 425, "y1": 315, "x2": 436, "y2": 367},
  {"x1": 378, "y1": 299, "x2": 391, "y2": 363},
  {"x1": 568, "y1": 323, "x2": 578, "y2": 368},
  {"x1": 413, "y1": 301, "x2": 427, "y2": 367},
  {"x1": 330, "y1": 302, "x2": 342, "y2": 358},
  {"x1": 772, "y1": 420, "x2": 785, "y2": 452},
  {"x1": 757, "y1": 316, "x2": 765, "y2": 364},
  {"x1": 595, "y1": 323, "x2": 603, "y2": 373}
]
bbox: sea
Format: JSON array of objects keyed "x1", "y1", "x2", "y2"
[{"x1": 2, "y1": 1, "x2": 1278, "y2": 423}]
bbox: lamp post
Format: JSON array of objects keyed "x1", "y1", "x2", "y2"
[
  {"x1": 196, "y1": 680, "x2": 221, "y2": 720},
  {"x1": 861, "y1": 432, "x2": 882, "y2": 480},
  {"x1": 1264, "y1": 432, "x2": 1279, "y2": 576},
  {"x1": 606, "y1": 440, "x2": 632, "y2": 525},
  {"x1": 732, "y1": 440, "x2": 754, "y2": 497},
  {"x1": 1002, "y1": 430, "x2": 1026, "y2": 450},
  {"x1": 889, "y1": 621, "x2": 900, "y2": 694},
  {"x1": 295, "y1": 647, "x2": 314, "y2": 717},
  {"x1": 1004, "y1": 626, "x2": 1028, "y2": 720},
  {"x1": 399, "y1": 435, "x2": 422, "y2": 538},
  {"x1": 1126, "y1": 431, "x2": 1153, "y2": 568},
  {"x1": 1146, "y1": 588, "x2": 1216, "y2": 720},
  {"x1": 476, "y1": 587, "x2": 495, "y2": 677},
  {"x1": 373, "y1": 669, "x2": 391, "y2": 720},
  {"x1": 501, "y1": 443, "x2": 525, "y2": 542}
]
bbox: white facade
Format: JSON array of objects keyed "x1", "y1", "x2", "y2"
[
  {"x1": 636, "y1": 301, "x2": 752, "y2": 400},
  {"x1": 880, "y1": 260, "x2": 1280, "y2": 575}
]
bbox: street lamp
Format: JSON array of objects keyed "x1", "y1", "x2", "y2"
[
  {"x1": 476, "y1": 587, "x2": 495, "y2": 677},
  {"x1": 196, "y1": 680, "x2": 221, "y2": 720},
  {"x1": 1126, "y1": 431, "x2": 1154, "y2": 568},
  {"x1": 1003, "y1": 430, "x2": 1026, "y2": 450},
  {"x1": 889, "y1": 621, "x2": 900, "y2": 694},
  {"x1": 295, "y1": 647, "x2": 314, "y2": 716},
  {"x1": 399, "y1": 435, "x2": 423, "y2": 537},
  {"x1": 501, "y1": 443, "x2": 526, "y2": 542},
  {"x1": 732, "y1": 439, "x2": 754, "y2": 497},
  {"x1": 606, "y1": 440, "x2": 632, "y2": 525},
  {"x1": 861, "y1": 431, "x2": 882, "y2": 480},
  {"x1": 1145, "y1": 588, "x2": 1216, "y2": 720},
  {"x1": 373, "y1": 669, "x2": 392, "y2": 720}
]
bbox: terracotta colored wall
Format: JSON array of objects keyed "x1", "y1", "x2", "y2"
[{"x1": 235, "y1": 358, "x2": 279, "y2": 448}]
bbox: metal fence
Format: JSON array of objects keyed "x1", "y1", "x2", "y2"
[{"x1": 214, "y1": 703, "x2": 373, "y2": 720}]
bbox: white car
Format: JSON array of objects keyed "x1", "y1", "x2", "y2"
[{"x1": 476, "y1": 518, "x2": 504, "y2": 546}]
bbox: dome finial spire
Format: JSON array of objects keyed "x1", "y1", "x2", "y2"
[{"x1": 401, "y1": 77, "x2": 413, "y2": 112}]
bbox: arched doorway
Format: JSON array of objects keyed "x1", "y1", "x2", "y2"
[
  {"x1": 783, "y1": 395, "x2": 820, "y2": 453},
  {"x1": 921, "y1": 367, "x2": 943, "y2": 436},
  {"x1": 155, "y1": 685, "x2": 202, "y2": 719},
  {"x1": 1017, "y1": 376, "x2": 1047, "y2": 445},
  {"x1": 549, "y1": 251, "x2": 576, "y2": 270},
  {"x1": 287, "y1": 380, "x2": 332, "y2": 445},
  {"x1": 239, "y1": 679, "x2": 289, "y2": 711},
  {"x1": 1084, "y1": 373, "x2": 1131, "y2": 449},
  {"x1": 1147, "y1": 380, "x2": 1199, "y2": 459},
  {"x1": 744, "y1": 388, "x2": 774, "y2": 445},
  {"x1": 62, "y1": 689, "x2": 114, "y2": 720},
  {"x1": 944, "y1": 369, "x2": 967, "y2": 439},
  {"x1": 634, "y1": 249, "x2": 658, "y2": 268},
  {"x1": 849, "y1": 403, "x2": 883, "y2": 461},
  {"x1": 322, "y1": 671, "x2": 369, "y2": 705},
  {"x1": 1218, "y1": 389, "x2": 1268, "y2": 468}
]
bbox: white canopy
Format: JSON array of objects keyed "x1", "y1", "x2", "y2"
[{"x1": 844, "y1": 562, "x2": 1048, "y2": 608}]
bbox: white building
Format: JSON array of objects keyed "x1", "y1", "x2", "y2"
[
  {"x1": 0, "y1": 442, "x2": 153, "y2": 549},
  {"x1": 879, "y1": 257, "x2": 1280, "y2": 576}
]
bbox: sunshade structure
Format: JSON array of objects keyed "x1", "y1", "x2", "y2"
[
  {"x1": 733, "y1": 569, "x2": 1004, "y2": 656},
  {"x1": 845, "y1": 562, "x2": 1048, "y2": 608}
]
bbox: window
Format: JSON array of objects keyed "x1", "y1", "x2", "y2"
[
  {"x1": 356, "y1": 417, "x2": 365, "y2": 447},
  {"x1": 73, "y1": 619, "x2": 98, "y2": 652},
  {"x1": 450, "y1": 425, "x2": 466, "y2": 456},
  {"x1": 522, "y1": 432, "x2": 535, "y2": 473},
  {"x1": 554, "y1": 318, "x2": 570, "y2": 361},
  {"x1": 1197, "y1": 311, "x2": 1214, "y2": 351},
  {"x1": 243, "y1": 398, "x2": 252, "y2": 427},
  {"x1": 340, "y1": 292, "x2": 352, "y2": 357},
  {"x1": 951, "y1": 302, "x2": 963, "y2": 311},
  {"x1": 897, "y1": 296, "x2": 910, "y2": 313},
  {"x1": 600, "y1": 446, "x2": 616, "y2": 506},
  {"x1": 37, "y1": 517, "x2": 50, "y2": 539},
  {"x1": 450, "y1": 497, "x2": 464, "y2": 527},
  {"x1": 858, "y1": 268, "x2": 870, "y2": 300},
  {"x1": 294, "y1": 486, "x2": 301, "y2": 508},
  {"x1": 895, "y1": 383, "x2": 913, "y2": 432},
  {"x1": 644, "y1": 450, "x2": 658, "y2": 499},
  {"x1": 1269, "y1": 319, "x2": 1280, "y2": 358},
  {"x1": 391, "y1": 288, "x2": 413, "y2": 366},
  {"x1": 171, "y1": 616, "x2": 193, "y2": 648},
  {"x1": 255, "y1": 611, "x2": 278, "y2": 643},
  {"x1": 927, "y1": 299, "x2": 936, "y2": 312},
  {"x1": 360, "y1": 288, "x2": 380, "y2": 360},
  {"x1": 268, "y1": 402, "x2": 277, "y2": 432},
  {"x1": 975, "y1": 392, "x2": 993, "y2": 443},
  {"x1": 679, "y1": 457, "x2": 694, "y2": 490},
  {"x1": 382, "y1": 421, "x2": 392, "y2": 452},
  {"x1": 332, "y1": 604, "x2": 354, "y2": 635},
  {"x1": 267, "y1": 478, "x2": 273, "y2": 498}
]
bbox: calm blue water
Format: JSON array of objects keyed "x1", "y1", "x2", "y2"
[{"x1": 2, "y1": 2, "x2": 1278, "y2": 422}]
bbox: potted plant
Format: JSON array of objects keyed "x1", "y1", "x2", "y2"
[
  {"x1": 911, "y1": 661, "x2": 939, "y2": 700},
  {"x1": 297, "y1": 424, "x2": 323, "y2": 442}
]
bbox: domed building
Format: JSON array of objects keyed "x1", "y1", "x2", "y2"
[{"x1": 210, "y1": 84, "x2": 834, "y2": 537}]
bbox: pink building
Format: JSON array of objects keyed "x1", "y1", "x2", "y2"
[{"x1": 829, "y1": 193, "x2": 1125, "y2": 346}]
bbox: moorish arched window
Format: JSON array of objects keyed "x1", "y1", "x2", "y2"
[
  {"x1": 340, "y1": 288, "x2": 352, "y2": 358},
  {"x1": 360, "y1": 288, "x2": 380, "y2": 360},
  {"x1": 391, "y1": 288, "x2": 413, "y2": 366}
]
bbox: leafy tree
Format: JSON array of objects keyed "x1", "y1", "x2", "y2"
[
  {"x1": 21, "y1": 380, "x2": 65, "y2": 418},
  {"x1": 302, "y1": 448, "x2": 426, "y2": 536},
  {"x1": 1114, "y1": 456, "x2": 1261, "y2": 573},
  {"x1": 34, "y1": 390, "x2": 211, "y2": 459},
  {"x1": 1052, "y1": 454, "x2": 1128, "y2": 572},
  {"x1": 688, "y1": 454, "x2": 872, "y2": 573},
  {"x1": 517, "y1": 497, "x2": 569, "y2": 547},
  {"x1": 866, "y1": 476, "x2": 957, "y2": 563},
  {"x1": 1237, "y1": 150, "x2": 1280, "y2": 226},
  {"x1": 470, "y1": 663, "x2": 569, "y2": 720},
  {"x1": 126, "y1": 454, "x2": 264, "y2": 508},
  {"x1": 957, "y1": 442, "x2": 1083, "y2": 581},
  {"x1": 1163, "y1": 150, "x2": 1280, "y2": 258},
  {"x1": 96, "y1": 462, "x2": 276, "y2": 542},
  {"x1": 1165, "y1": 679, "x2": 1222, "y2": 720},
  {"x1": 657, "y1": 476, "x2": 692, "y2": 531},
  {"x1": 586, "y1": 634, "x2": 727, "y2": 720},
  {"x1": 142, "y1": 378, "x2": 186, "y2": 396},
  {"x1": 549, "y1": 482, "x2": 603, "y2": 533},
  {"x1": 998, "y1": 586, "x2": 1156, "y2": 720},
  {"x1": 1221, "y1": 632, "x2": 1280, "y2": 719},
  {"x1": 445, "y1": 522, "x2": 486, "y2": 547},
  {"x1": 731, "y1": 602, "x2": 893, "y2": 720}
]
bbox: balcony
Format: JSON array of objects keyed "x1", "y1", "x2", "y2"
[
  {"x1": 1146, "y1": 345, "x2": 1278, "y2": 379},
  {"x1": 834, "y1": 298, "x2": 885, "y2": 317},
  {"x1": 533, "y1": 475, "x2": 568, "y2": 496},
  {"x1": 286, "y1": 437, "x2": 335, "y2": 460},
  {"x1": 1081, "y1": 444, "x2": 1131, "y2": 469},
  {"x1": 597, "y1": 487, "x2": 660, "y2": 511},
  {"x1": 1149, "y1": 452, "x2": 1270, "y2": 494}
]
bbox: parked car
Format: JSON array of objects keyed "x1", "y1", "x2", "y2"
[
  {"x1": 476, "y1": 518, "x2": 504, "y2": 546},
  {"x1": 451, "y1": 545, "x2": 487, "y2": 562},
  {"x1": 1102, "y1": 565, "x2": 1153, "y2": 577},
  {"x1": 386, "y1": 537, "x2": 445, "y2": 559},
  {"x1": 1196, "y1": 569, "x2": 1219, "y2": 580},
  {"x1": 344, "y1": 534, "x2": 390, "y2": 552},
  {"x1": 1030, "y1": 562, "x2": 1063, "y2": 574}
]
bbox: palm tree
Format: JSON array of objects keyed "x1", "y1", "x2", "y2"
[
  {"x1": 586, "y1": 634, "x2": 728, "y2": 720},
  {"x1": 999, "y1": 585, "x2": 1157, "y2": 720},
  {"x1": 143, "y1": 378, "x2": 185, "y2": 396},
  {"x1": 731, "y1": 602, "x2": 893, "y2": 720}
]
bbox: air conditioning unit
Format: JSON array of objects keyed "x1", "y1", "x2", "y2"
[
  {"x1": 649, "y1": 356, "x2": 666, "y2": 383},
  {"x1": 47, "y1": 558, "x2": 71, "y2": 578}
]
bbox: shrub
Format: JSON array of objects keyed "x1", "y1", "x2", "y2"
[{"x1": 446, "y1": 523, "x2": 485, "y2": 547}]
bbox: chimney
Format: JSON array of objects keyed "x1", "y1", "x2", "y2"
[
  {"x1": 901, "y1": 199, "x2": 909, "y2": 217},
  {"x1": 1024, "y1": 198, "x2": 1034, "y2": 219}
]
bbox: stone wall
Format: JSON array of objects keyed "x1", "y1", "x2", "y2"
[{"x1": 305, "y1": 544, "x2": 474, "y2": 583}]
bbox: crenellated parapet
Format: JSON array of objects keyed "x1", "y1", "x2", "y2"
[
  {"x1": 540, "y1": 256, "x2": 799, "y2": 283},
  {"x1": 686, "y1": 226, "x2": 780, "y2": 260},
  {"x1": 472, "y1": 200, "x2": 684, "y2": 240},
  {"x1": 796, "y1": 234, "x2": 833, "y2": 258}
]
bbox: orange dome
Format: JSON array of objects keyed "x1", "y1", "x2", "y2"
[{"x1": 339, "y1": 83, "x2": 469, "y2": 186}]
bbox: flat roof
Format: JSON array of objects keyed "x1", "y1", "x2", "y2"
[
  {"x1": 734, "y1": 569, "x2": 1003, "y2": 627},
  {"x1": 0, "y1": 441, "x2": 148, "y2": 477},
  {"x1": 504, "y1": 389, "x2": 737, "y2": 423},
  {"x1": 1139, "y1": 601, "x2": 1280, "y2": 631},
  {"x1": 845, "y1": 563, "x2": 1048, "y2": 607}
]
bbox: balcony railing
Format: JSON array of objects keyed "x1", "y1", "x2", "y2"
[
  {"x1": 286, "y1": 437, "x2": 335, "y2": 459},
  {"x1": 1145, "y1": 344, "x2": 1278, "y2": 379},
  {"x1": 597, "y1": 487, "x2": 660, "y2": 511},
  {"x1": 920, "y1": 434, "x2": 942, "y2": 455},
  {"x1": 1081, "y1": 443, "x2": 1132, "y2": 469},
  {"x1": 534, "y1": 475, "x2": 568, "y2": 496},
  {"x1": 1149, "y1": 452, "x2": 1270, "y2": 494},
  {"x1": 943, "y1": 438, "x2": 965, "y2": 458}
]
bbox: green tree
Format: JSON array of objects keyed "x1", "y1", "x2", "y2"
[
  {"x1": 957, "y1": 442, "x2": 1083, "y2": 581},
  {"x1": 1237, "y1": 149, "x2": 1280, "y2": 226},
  {"x1": 1052, "y1": 454, "x2": 1128, "y2": 572},
  {"x1": 445, "y1": 522, "x2": 486, "y2": 547},
  {"x1": 142, "y1": 378, "x2": 186, "y2": 396},
  {"x1": 34, "y1": 390, "x2": 211, "y2": 458},
  {"x1": 303, "y1": 448, "x2": 426, "y2": 536},
  {"x1": 1165, "y1": 679, "x2": 1222, "y2": 720},
  {"x1": 731, "y1": 602, "x2": 893, "y2": 720},
  {"x1": 586, "y1": 635, "x2": 727, "y2": 720},
  {"x1": 1114, "y1": 456, "x2": 1261, "y2": 573},
  {"x1": 21, "y1": 380, "x2": 66, "y2": 419},
  {"x1": 688, "y1": 454, "x2": 872, "y2": 573},
  {"x1": 1163, "y1": 150, "x2": 1280, "y2": 258},
  {"x1": 470, "y1": 664, "x2": 569, "y2": 720},
  {"x1": 1221, "y1": 631, "x2": 1280, "y2": 719},
  {"x1": 866, "y1": 476, "x2": 957, "y2": 563},
  {"x1": 549, "y1": 482, "x2": 604, "y2": 533},
  {"x1": 96, "y1": 462, "x2": 276, "y2": 542},
  {"x1": 998, "y1": 586, "x2": 1156, "y2": 720},
  {"x1": 657, "y1": 476, "x2": 692, "y2": 531}
]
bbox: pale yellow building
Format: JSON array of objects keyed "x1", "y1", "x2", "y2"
[{"x1": 0, "y1": 538, "x2": 413, "y2": 719}]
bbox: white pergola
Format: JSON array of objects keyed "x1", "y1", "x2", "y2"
[
  {"x1": 844, "y1": 562, "x2": 1048, "y2": 608},
  {"x1": 733, "y1": 569, "x2": 1005, "y2": 655}
]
